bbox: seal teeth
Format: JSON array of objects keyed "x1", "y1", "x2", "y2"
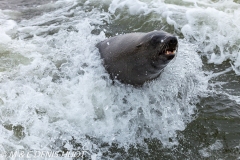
[
  {"x1": 166, "y1": 50, "x2": 176, "y2": 55},
  {"x1": 166, "y1": 51, "x2": 172, "y2": 55}
]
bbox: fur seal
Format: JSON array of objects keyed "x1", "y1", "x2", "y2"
[{"x1": 96, "y1": 30, "x2": 178, "y2": 86}]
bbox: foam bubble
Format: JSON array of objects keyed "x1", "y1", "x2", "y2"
[
  {"x1": 199, "y1": 140, "x2": 223, "y2": 158},
  {"x1": 0, "y1": 15, "x2": 17, "y2": 43},
  {"x1": 109, "y1": 0, "x2": 149, "y2": 15}
]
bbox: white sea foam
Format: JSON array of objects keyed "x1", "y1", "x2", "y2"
[
  {"x1": 0, "y1": 13, "x2": 17, "y2": 43},
  {"x1": 199, "y1": 140, "x2": 223, "y2": 158},
  {"x1": 2, "y1": 0, "x2": 235, "y2": 157}
]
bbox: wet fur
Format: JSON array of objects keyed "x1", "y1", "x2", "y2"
[{"x1": 97, "y1": 30, "x2": 178, "y2": 86}]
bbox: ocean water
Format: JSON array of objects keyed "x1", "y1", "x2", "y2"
[{"x1": 0, "y1": 0, "x2": 239, "y2": 159}]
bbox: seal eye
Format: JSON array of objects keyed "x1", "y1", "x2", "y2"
[{"x1": 150, "y1": 35, "x2": 162, "y2": 48}]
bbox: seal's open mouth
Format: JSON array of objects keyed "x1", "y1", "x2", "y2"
[
  {"x1": 165, "y1": 36, "x2": 178, "y2": 56},
  {"x1": 157, "y1": 36, "x2": 178, "y2": 60},
  {"x1": 164, "y1": 47, "x2": 177, "y2": 60},
  {"x1": 166, "y1": 49, "x2": 176, "y2": 55}
]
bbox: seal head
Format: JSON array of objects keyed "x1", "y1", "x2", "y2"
[{"x1": 97, "y1": 30, "x2": 178, "y2": 86}]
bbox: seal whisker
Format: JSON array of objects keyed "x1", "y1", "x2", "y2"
[
  {"x1": 159, "y1": 43, "x2": 167, "y2": 55},
  {"x1": 164, "y1": 44, "x2": 169, "y2": 52},
  {"x1": 163, "y1": 35, "x2": 169, "y2": 42},
  {"x1": 159, "y1": 43, "x2": 165, "y2": 51}
]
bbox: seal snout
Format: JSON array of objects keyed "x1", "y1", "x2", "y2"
[
  {"x1": 169, "y1": 37, "x2": 178, "y2": 45},
  {"x1": 164, "y1": 36, "x2": 178, "y2": 60}
]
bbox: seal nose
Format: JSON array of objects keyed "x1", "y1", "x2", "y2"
[{"x1": 168, "y1": 37, "x2": 178, "y2": 45}]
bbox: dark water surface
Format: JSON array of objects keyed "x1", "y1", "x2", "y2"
[
  {"x1": 0, "y1": 0, "x2": 54, "y2": 9},
  {"x1": 0, "y1": 0, "x2": 57, "y2": 20}
]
